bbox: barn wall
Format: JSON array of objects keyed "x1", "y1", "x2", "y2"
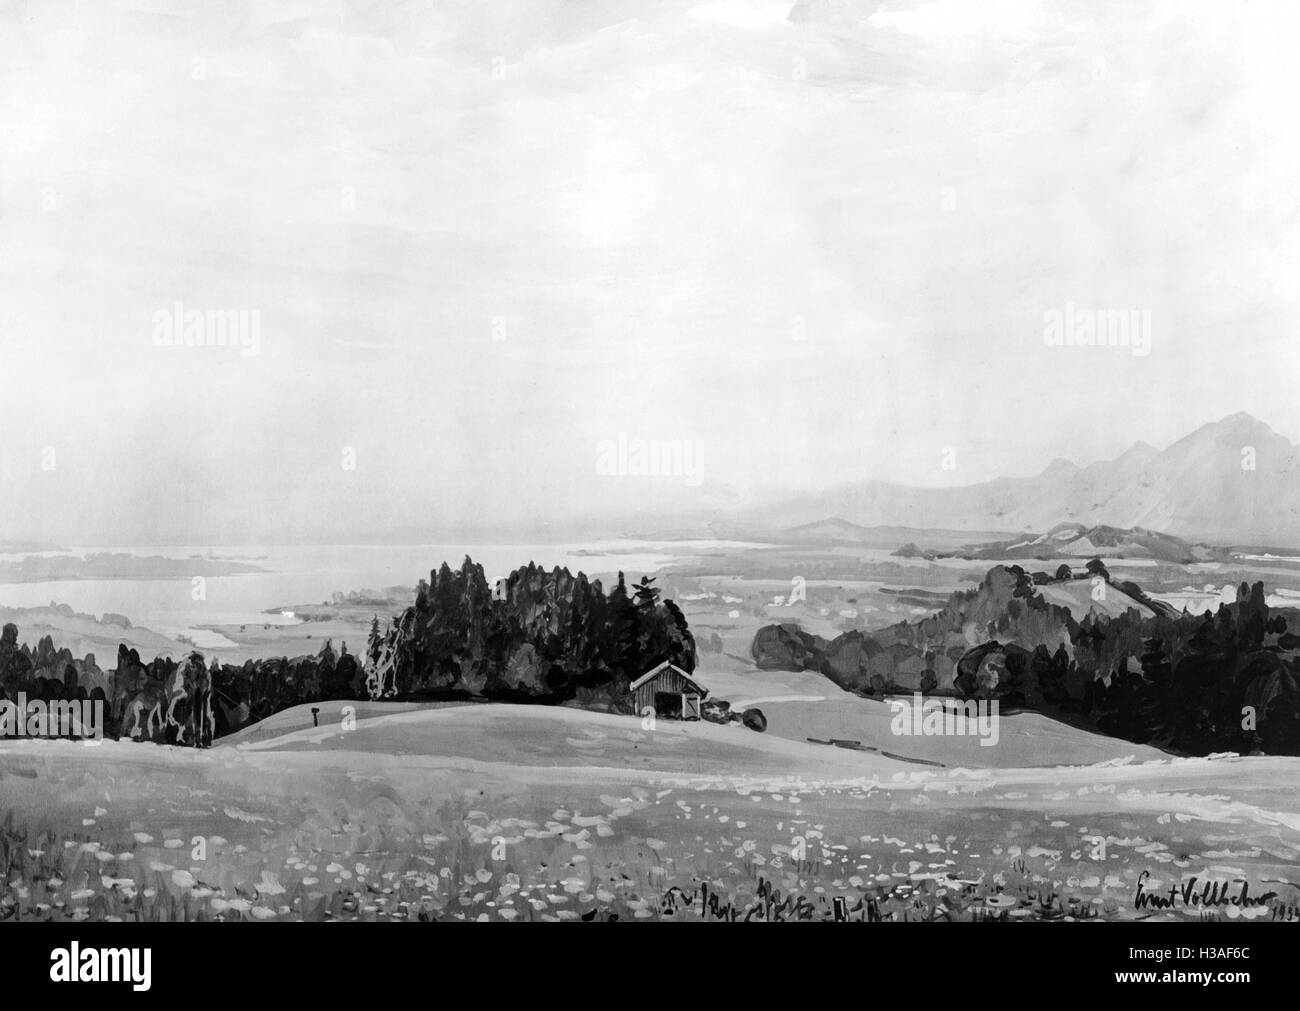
[{"x1": 632, "y1": 668, "x2": 696, "y2": 715}]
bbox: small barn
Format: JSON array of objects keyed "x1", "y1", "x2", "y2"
[{"x1": 630, "y1": 661, "x2": 708, "y2": 720}]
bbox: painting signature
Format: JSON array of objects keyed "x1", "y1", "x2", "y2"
[{"x1": 1133, "y1": 869, "x2": 1300, "y2": 920}]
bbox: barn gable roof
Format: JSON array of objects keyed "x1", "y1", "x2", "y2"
[{"x1": 629, "y1": 661, "x2": 708, "y2": 696}]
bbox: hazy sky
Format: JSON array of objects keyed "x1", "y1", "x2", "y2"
[{"x1": 1, "y1": 0, "x2": 1297, "y2": 543}]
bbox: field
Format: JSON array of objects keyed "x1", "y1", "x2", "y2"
[
  {"x1": 4, "y1": 538, "x2": 1300, "y2": 922},
  {"x1": 3, "y1": 698, "x2": 1300, "y2": 922}
]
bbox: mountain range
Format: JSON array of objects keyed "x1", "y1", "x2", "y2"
[
  {"x1": 892, "y1": 522, "x2": 1227, "y2": 564},
  {"x1": 748, "y1": 413, "x2": 1300, "y2": 547}
]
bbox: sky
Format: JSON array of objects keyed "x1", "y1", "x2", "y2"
[{"x1": 1, "y1": 0, "x2": 1298, "y2": 543}]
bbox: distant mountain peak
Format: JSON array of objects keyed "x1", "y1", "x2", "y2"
[
  {"x1": 758, "y1": 414, "x2": 1300, "y2": 547},
  {"x1": 1204, "y1": 411, "x2": 1280, "y2": 441},
  {"x1": 787, "y1": 516, "x2": 865, "y2": 532},
  {"x1": 1113, "y1": 440, "x2": 1159, "y2": 466},
  {"x1": 1039, "y1": 457, "x2": 1079, "y2": 478}
]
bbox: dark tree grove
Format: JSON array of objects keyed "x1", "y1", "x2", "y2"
[
  {"x1": 365, "y1": 559, "x2": 695, "y2": 708},
  {"x1": 752, "y1": 564, "x2": 1300, "y2": 757}
]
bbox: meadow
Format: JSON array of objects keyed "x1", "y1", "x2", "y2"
[
  {"x1": 3, "y1": 702, "x2": 1299, "y2": 923},
  {"x1": 5, "y1": 540, "x2": 1300, "y2": 923}
]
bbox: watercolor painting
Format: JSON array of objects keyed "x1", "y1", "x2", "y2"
[{"x1": 2, "y1": 0, "x2": 1300, "y2": 928}]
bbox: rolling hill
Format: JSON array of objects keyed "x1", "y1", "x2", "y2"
[
  {"x1": 780, "y1": 518, "x2": 1015, "y2": 548},
  {"x1": 907, "y1": 522, "x2": 1228, "y2": 564}
]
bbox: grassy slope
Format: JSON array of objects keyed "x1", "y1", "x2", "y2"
[
  {"x1": 3, "y1": 703, "x2": 1300, "y2": 921},
  {"x1": 702, "y1": 668, "x2": 1169, "y2": 768},
  {"x1": 223, "y1": 701, "x2": 908, "y2": 780}
]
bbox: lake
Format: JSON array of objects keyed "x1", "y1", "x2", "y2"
[{"x1": 0, "y1": 540, "x2": 764, "y2": 645}]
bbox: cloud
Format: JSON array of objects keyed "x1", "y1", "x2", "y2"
[{"x1": 1, "y1": 0, "x2": 1297, "y2": 540}]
